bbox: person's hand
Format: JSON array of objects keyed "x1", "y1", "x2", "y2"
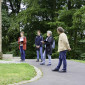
[
  {"x1": 37, "y1": 46, "x2": 40, "y2": 48},
  {"x1": 68, "y1": 48, "x2": 71, "y2": 51},
  {"x1": 20, "y1": 42, "x2": 22, "y2": 44},
  {"x1": 20, "y1": 41, "x2": 23, "y2": 44},
  {"x1": 36, "y1": 46, "x2": 40, "y2": 48},
  {"x1": 41, "y1": 41, "x2": 44, "y2": 44}
]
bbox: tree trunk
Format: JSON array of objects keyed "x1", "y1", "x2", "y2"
[
  {"x1": 67, "y1": 0, "x2": 72, "y2": 10},
  {"x1": 0, "y1": 0, "x2": 3, "y2": 58}
]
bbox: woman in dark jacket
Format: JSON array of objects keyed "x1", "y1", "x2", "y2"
[{"x1": 41, "y1": 31, "x2": 53, "y2": 66}]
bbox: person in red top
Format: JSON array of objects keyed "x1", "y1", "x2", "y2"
[{"x1": 18, "y1": 31, "x2": 27, "y2": 62}]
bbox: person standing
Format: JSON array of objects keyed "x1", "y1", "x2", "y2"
[
  {"x1": 35, "y1": 30, "x2": 43, "y2": 62},
  {"x1": 52, "y1": 27, "x2": 71, "y2": 72},
  {"x1": 40, "y1": 31, "x2": 53, "y2": 66},
  {"x1": 18, "y1": 31, "x2": 27, "y2": 62}
]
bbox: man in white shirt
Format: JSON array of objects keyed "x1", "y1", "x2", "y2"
[{"x1": 52, "y1": 27, "x2": 71, "y2": 72}]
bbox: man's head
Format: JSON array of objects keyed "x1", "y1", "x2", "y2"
[
  {"x1": 57, "y1": 27, "x2": 64, "y2": 34},
  {"x1": 37, "y1": 30, "x2": 41, "y2": 36}
]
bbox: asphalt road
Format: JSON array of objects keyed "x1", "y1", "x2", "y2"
[{"x1": 22, "y1": 59, "x2": 85, "y2": 85}]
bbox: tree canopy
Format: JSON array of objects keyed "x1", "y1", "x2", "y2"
[{"x1": 2, "y1": 0, "x2": 85, "y2": 59}]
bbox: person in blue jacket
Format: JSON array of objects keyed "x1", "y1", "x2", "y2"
[{"x1": 35, "y1": 30, "x2": 43, "y2": 62}]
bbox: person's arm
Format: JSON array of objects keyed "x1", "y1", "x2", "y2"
[
  {"x1": 35, "y1": 37, "x2": 37, "y2": 46},
  {"x1": 40, "y1": 36, "x2": 43, "y2": 45},
  {"x1": 18, "y1": 37, "x2": 20, "y2": 44},
  {"x1": 35, "y1": 37, "x2": 40, "y2": 48},
  {"x1": 45, "y1": 37, "x2": 53, "y2": 45},
  {"x1": 61, "y1": 35, "x2": 71, "y2": 50},
  {"x1": 41, "y1": 36, "x2": 43, "y2": 41},
  {"x1": 23, "y1": 37, "x2": 27, "y2": 44}
]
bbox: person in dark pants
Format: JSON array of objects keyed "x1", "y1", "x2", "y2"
[
  {"x1": 52, "y1": 27, "x2": 71, "y2": 72},
  {"x1": 35, "y1": 30, "x2": 43, "y2": 62},
  {"x1": 40, "y1": 31, "x2": 53, "y2": 66},
  {"x1": 18, "y1": 31, "x2": 27, "y2": 62}
]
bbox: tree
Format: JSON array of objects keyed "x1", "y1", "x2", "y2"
[
  {"x1": 2, "y1": 0, "x2": 85, "y2": 59},
  {"x1": 6, "y1": 0, "x2": 21, "y2": 14}
]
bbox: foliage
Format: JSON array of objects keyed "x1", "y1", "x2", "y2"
[
  {"x1": 2, "y1": 0, "x2": 85, "y2": 59},
  {"x1": 0, "y1": 63, "x2": 36, "y2": 85},
  {"x1": 71, "y1": 59, "x2": 85, "y2": 63}
]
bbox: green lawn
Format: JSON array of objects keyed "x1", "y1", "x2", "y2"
[
  {"x1": 71, "y1": 59, "x2": 85, "y2": 63},
  {"x1": 0, "y1": 63, "x2": 36, "y2": 85}
]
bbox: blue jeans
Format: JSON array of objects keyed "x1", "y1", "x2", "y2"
[
  {"x1": 20, "y1": 46, "x2": 25, "y2": 61},
  {"x1": 56, "y1": 50, "x2": 67, "y2": 71},
  {"x1": 42, "y1": 50, "x2": 51, "y2": 64},
  {"x1": 36, "y1": 47, "x2": 43, "y2": 60}
]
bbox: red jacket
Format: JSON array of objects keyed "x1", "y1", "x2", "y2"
[{"x1": 18, "y1": 37, "x2": 27, "y2": 50}]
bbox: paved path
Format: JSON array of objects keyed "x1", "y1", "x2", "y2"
[
  {"x1": 0, "y1": 59, "x2": 85, "y2": 85},
  {"x1": 0, "y1": 60, "x2": 22, "y2": 64},
  {"x1": 22, "y1": 59, "x2": 85, "y2": 85}
]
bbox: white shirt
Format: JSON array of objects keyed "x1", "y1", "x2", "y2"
[{"x1": 20, "y1": 37, "x2": 24, "y2": 46}]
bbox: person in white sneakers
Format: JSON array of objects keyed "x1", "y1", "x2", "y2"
[{"x1": 40, "y1": 31, "x2": 53, "y2": 66}]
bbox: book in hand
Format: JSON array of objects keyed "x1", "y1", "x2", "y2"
[
  {"x1": 44, "y1": 40, "x2": 47, "y2": 42},
  {"x1": 20, "y1": 37, "x2": 24, "y2": 42},
  {"x1": 21, "y1": 41, "x2": 23, "y2": 43}
]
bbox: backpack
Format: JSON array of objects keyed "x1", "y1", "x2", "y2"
[{"x1": 52, "y1": 37, "x2": 55, "y2": 49}]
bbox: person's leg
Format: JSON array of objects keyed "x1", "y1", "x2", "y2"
[
  {"x1": 56, "y1": 52, "x2": 63, "y2": 70},
  {"x1": 40, "y1": 47, "x2": 43, "y2": 61},
  {"x1": 22, "y1": 50, "x2": 25, "y2": 61},
  {"x1": 20, "y1": 46, "x2": 23, "y2": 61},
  {"x1": 56, "y1": 58, "x2": 62, "y2": 70},
  {"x1": 62, "y1": 51, "x2": 67, "y2": 71},
  {"x1": 53, "y1": 52, "x2": 62, "y2": 71},
  {"x1": 40, "y1": 50, "x2": 46, "y2": 65},
  {"x1": 48, "y1": 54, "x2": 51, "y2": 65},
  {"x1": 36, "y1": 50, "x2": 39, "y2": 61}
]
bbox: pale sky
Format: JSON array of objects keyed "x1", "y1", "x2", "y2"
[{"x1": 6, "y1": 2, "x2": 26, "y2": 13}]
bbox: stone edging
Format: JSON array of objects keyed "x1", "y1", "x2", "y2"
[{"x1": 9, "y1": 65, "x2": 43, "y2": 85}]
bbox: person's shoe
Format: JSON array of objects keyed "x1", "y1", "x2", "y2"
[
  {"x1": 40, "y1": 63, "x2": 45, "y2": 65},
  {"x1": 20, "y1": 60, "x2": 25, "y2": 63},
  {"x1": 20, "y1": 60, "x2": 22, "y2": 62},
  {"x1": 20, "y1": 60, "x2": 25, "y2": 62},
  {"x1": 52, "y1": 68, "x2": 59, "y2": 72},
  {"x1": 59, "y1": 70, "x2": 67, "y2": 73},
  {"x1": 36, "y1": 60, "x2": 39, "y2": 62},
  {"x1": 47, "y1": 64, "x2": 51, "y2": 66},
  {"x1": 41, "y1": 60, "x2": 43, "y2": 62}
]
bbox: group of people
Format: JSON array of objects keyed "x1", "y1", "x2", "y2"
[
  {"x1": 35, "y1": 30, "x2": 54, "y2": 66},
  {"x1": 18, "y1": 27, "x2": 71, "y2": 72}
]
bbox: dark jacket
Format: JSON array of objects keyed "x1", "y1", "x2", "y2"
[
  {"x1": 35, "y1": 35, "x2": 43, "y2": 49},
  {"x1": 44, "y1": 36, "x2": 53, "y2": 55}
]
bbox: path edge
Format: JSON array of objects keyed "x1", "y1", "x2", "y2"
[{"x1": 9, "y1": 65, "x2": 43, "y2": 85}]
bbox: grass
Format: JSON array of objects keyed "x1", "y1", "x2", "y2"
[
  {"x1": 0, "y1": 59, "x2": 12, "y2": 61},
  {"x1": 0, "y1": 63, "x2": 36, "y2": 85},
  {"x1": 70, "y1": 59, "x2": 85, "y2": 63}
]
